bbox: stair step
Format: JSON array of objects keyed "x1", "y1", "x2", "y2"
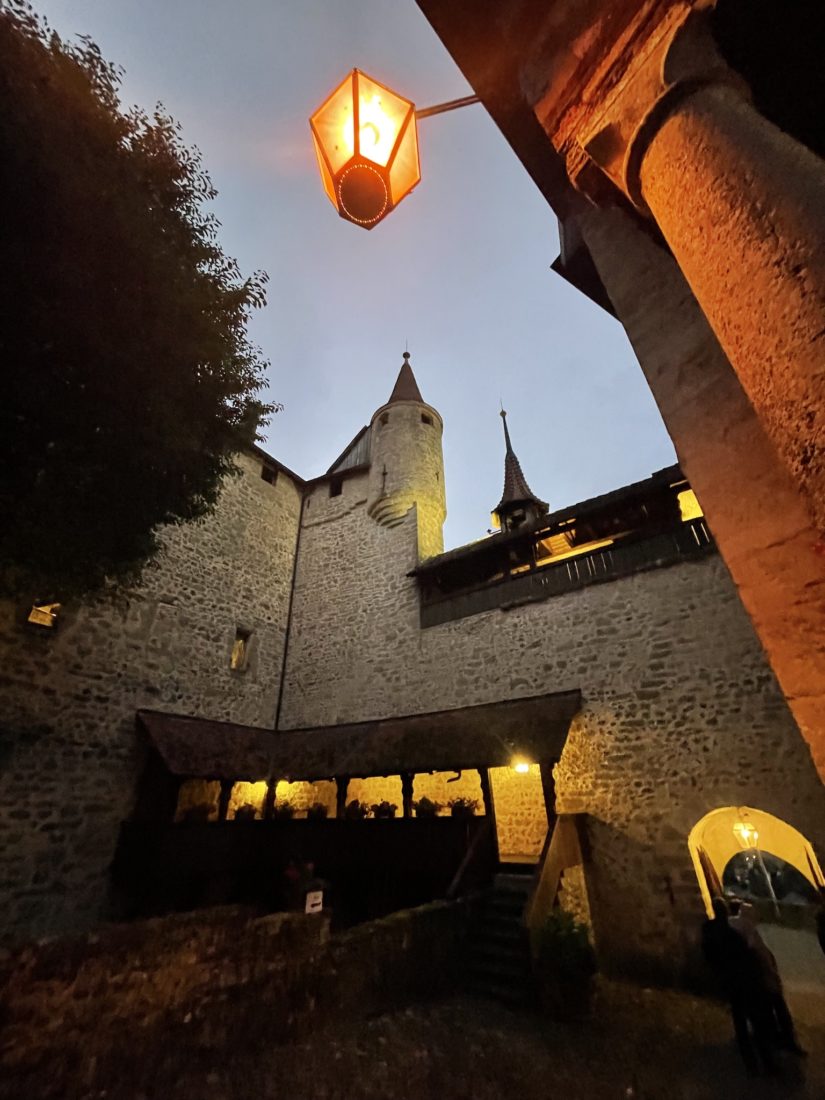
[
  {"x1": 466, "y1": 977, "x2": 532, "y2": 1004},
  {"x1": 469, "y1": 939, "x2": 527, "y2": 960},
  {"x1": 486, "y1": 895, "x2": 526, "y2": 914},
  {"x1": 469, "y1": 953, "x2": 527, "y2": 969},
  {"x1": 483, "y1": 912, "x2": 523, "y2": 928},
  {"x1": 494, "y1": 873, "x2": 533, "y2": 890},
  {"x1": 467, "y1": 957, "x2": 531, "y2": 982}
]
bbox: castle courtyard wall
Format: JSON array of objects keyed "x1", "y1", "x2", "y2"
[
  {"x1": 0, "y1": 452, "x2": 302, "y2": 937},
  {"x1": 281, "y1": 494, "x2": 825, "y2": 978}
]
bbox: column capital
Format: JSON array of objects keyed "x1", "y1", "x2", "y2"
[{"x1": 565, "y1": 9, "x2": 747, "y2": 211}]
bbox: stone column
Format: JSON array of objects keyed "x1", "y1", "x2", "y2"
[
  {"x1": 575, "y1": 13, "x2": 825, "y2": 534},
  {"x1": 575, "y1": 200, "x2": 825, "y2": 780}
]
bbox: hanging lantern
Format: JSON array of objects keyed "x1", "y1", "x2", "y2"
[{"x1": 310, "y1": 69, "x2": 420, "y2": 230}]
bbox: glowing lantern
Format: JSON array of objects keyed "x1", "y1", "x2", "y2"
[
  {"x1": 511, "y1": 756, "x2": 531, "y2": 774},
  {"x1": 310, "y1": 69, "x2": 420, "y2": 229},
  {"x1": 733, "y1": 820, "x2": 759, "y2": 849}
]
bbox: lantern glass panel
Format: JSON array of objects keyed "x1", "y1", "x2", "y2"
[
  {"x1": 311, "y1": 132, "x2": 337, "y2": 207},
  {"x1": 355, "y1": 72, "x2": 411, "y2": 169},
  {"x1": 389, "y1": 114, "x2": 420, "y2": 205},
  {"x1": 310, "y1": 73, "x2": 356, "y2": 175}
]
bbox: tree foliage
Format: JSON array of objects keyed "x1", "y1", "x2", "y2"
[{"x1": 0, "y1": 2, "x2": 277, "y2": 601}]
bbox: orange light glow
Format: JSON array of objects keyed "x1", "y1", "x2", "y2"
[
  {"x1": 677, "y1": 489, "x2": 703, "y2": 521},
  {"x1": 310, "y1": 70, "x2": 420, "y2": 230},
  {"x1": 733, "y1": 820, "x2": 759, "y2": 848}
]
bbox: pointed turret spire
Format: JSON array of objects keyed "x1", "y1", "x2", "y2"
[
  {"x1": 388, "y1": 350, "x2": 424, "y2": 404},
  {"x1": 495, "y1": 408, "x2": 547, "y2": 530}
]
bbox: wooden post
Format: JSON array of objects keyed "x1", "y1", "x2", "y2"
[
  {"x1": 479, "y1": 768, "x2": 494, "y2": 818},
  {"x1": 263, "y1": 779, "x2": 277, "y2": 820},
  {"x1": 217, "y1": 779, "x2": 233, "y2": 822},
  {"x1": 540, "y1": 760, "x2": 557, "y2": 828},
  {"x1": 401, "y1": 772, "x2": 414, "y2": 818},
  {"x1": 336, "y1": 776, "x2": 349, "y2": 819},
  {"x1": 479, "y1": 769, "x2": 499, "y2": 865}
]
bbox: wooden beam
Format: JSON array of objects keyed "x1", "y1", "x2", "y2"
[
  {"x1": 401, "y1": 772, "x2": 414, "y2": 818},
  {"x1": 336, "y1": 776, "x2": 349, "y2": 819}
]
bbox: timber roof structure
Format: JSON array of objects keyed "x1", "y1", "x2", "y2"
[{"x1": 138, "y1": 690, "x2": 581, "y2": 784}]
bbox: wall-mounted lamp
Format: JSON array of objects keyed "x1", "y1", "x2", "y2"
[
  {"x1": 511, "y1": 756, "x2": 531, "y2": 774},
  {"x1": 733, "y1": 820, "x2": 759, "y2": 849},
  {"x1": 310, "y1": 68, "x2": 478, "y2": 229}
]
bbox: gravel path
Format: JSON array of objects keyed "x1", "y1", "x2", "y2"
[
  {"x1": 110, "y1": 979, "x2": 825, "y2": 1100},
  {"x1": 5, "y1": 977, "x2": 823, "y2": 1099}
]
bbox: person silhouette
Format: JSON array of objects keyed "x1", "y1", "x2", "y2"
[{"x1": 701, "y1": 896, "x2": 776, "y2": 1076}]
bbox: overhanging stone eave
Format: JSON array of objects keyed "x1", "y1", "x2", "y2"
[{"x1": 137, "y1": 689, "x2": 581, "y2": 784}]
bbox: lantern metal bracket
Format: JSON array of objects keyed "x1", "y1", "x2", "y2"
[{"x1": 415, "y1": 94, "x2": 480, "y2": 120}]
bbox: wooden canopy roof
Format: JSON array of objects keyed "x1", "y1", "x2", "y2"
[{"x1": 138, "y1": 690, "x2": 581, "y2": 784}]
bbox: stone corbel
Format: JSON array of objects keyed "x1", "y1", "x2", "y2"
[{"x1": 573, "y1": 9, "x2": 747, "y2": 212}]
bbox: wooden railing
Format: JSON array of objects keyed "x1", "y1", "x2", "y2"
[
  {"x1": 421, "y1": 518, "x2": 714, "y2": 627},
  {"x1": 446, "y1": 818, "x2": 497, "y2": 899}
]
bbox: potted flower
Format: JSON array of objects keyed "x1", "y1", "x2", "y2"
[
  {"x1": 534, "y1": 909, "x2": 596, "y2": 1019},
  {"x1": 307, "y1": 802, "x2": 329, "y2": 820},
  {"x1": 448, "y1": 797, "x2": 479, "y2": 819},
  {"x1": 371, "y1": 800, "x2": 397, "y2": 819},
  {"x1": 272, "y1": 801, "x2": 295, "y2": 820},
  {"x1": 413, "y1": 796, "x2": 442, "y2": 819},
  {"x1": 234, "y1": 803, "x2": 257, "y2": 822},
  {"x1": 344, "y1": 799, "x2": 370, "y2": 820}
]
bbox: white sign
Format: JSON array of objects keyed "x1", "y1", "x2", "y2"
[{"x1": 305, "y1": 889, "x2": 324, "y2": 914}]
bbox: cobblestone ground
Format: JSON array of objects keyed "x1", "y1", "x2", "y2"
[{"x1": 108, "y1": 979, "x2": 824, "y2": 1100}]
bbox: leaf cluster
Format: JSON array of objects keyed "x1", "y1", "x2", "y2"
[{"x1": 0, "y1": 3, "x2": 278, "y2": 600}]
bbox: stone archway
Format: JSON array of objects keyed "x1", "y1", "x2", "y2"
[
  {"x1": 688, "y1": 805, "x2": 824, "y2": 918},
  {"x1": 689, "y1": 805, "x2": 825, "y2": 1027}
]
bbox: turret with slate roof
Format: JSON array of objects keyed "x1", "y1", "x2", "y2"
[
  {"x1": 493, "y1": 408, "x2": 548, "y2": 532},
  {"x1": 366, "y1": 350, "x2": 447, "y2": 559}
]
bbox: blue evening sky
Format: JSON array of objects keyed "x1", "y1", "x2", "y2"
[{"x1": 35, "y1": 0, "x2": 676, "y2": 549}]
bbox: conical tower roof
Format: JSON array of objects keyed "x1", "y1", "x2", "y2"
[
  {"x1": 388, "y1": 351, "x2": 424, "y2": 404},
  {"x1": 495, "y1": 409, "x2": 548, "y2": 515}
]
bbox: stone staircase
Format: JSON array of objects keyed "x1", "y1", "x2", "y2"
[{"x1": 465, "y1": 870, "x2": 534, "y2": 1005}]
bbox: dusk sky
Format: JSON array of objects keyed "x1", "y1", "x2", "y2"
[{"x1": 36, "y1": 0, "x2": 676, "y2": 549}]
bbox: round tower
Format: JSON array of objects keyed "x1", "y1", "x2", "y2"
[{"x1": 366, "y1": 352, "x2": 446, "y2": 560}]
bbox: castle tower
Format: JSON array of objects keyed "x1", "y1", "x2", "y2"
[
  {"x1": 366, "y1": 352, "x2": 446, "y2": 560},
  {"x1": 493, "y1": 408, "x2": 548, "y2": 532}
]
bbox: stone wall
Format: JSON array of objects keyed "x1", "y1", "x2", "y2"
[
  {"x1": 275, "y1": 779, "x2": 338, "y2": 817},
  {"x1": 412, "y1": 769, "x2": 485, "y2": 814},
  {"x1": 281, "y1": 493, "x2": 825, "y2": 978},
  {"x1": 348, "y1": 775, "x2": 404, "y2": 811},
  {"x1": 489, "y1": 765, "x2": 547, "y2": 861},
  {"x1": 284, "y1": 475, "x2": 425, "y2": 726},
  {"x1": 0, "y1": 900, "x2": 470, "y2": 1098},
  {"x1": 0, "y1": 451, "x2": 303, "y2": 937}
]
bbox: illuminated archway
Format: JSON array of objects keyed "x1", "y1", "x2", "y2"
[{"x1": 688, "y1": 806, "x2": 824, "y2": 917}]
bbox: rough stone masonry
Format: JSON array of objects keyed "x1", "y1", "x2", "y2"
[{"x1": 1, "y1": 366, "x2": 823, "y2": 983}]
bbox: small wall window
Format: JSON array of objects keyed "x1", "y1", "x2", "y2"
[
  {"x1": 421, "y1": 413, "x2": 433, "y2": 426},
  {"x1": 379, "y1": 412, "x2": 389, "y2": 427},
  {"x1": 329, "y1": 478, "x2": 343, "y2": 498},
  {"x1": 230, "y1": 628, "x2": 252, "y2": 671},
  {"x1": 261, "y1": 464, "x2": 278, "y2": 485},
  {"x1": 27, "y1": 602, "x2": 61, "y2": 629}
]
